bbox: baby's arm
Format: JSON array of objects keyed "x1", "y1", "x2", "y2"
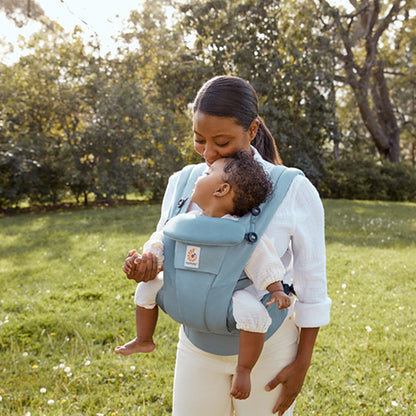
[
  {"x1": 142, "y1": 231, "x2": 164, "y2": 269},
  {"x1": 244, "y1": 235, "x2": 292, "y2": 309},
  {"x1": 244, "y1": 235, "x2": 285, "y2": 288}
]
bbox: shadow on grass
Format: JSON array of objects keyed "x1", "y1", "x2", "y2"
[{"x1": 0, "y1": 204, "x2": 162, "y2": 269}]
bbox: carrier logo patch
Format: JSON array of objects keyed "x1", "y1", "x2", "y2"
[{"x1": 185, "y1": 245, "x2": 200, "y2": 268}]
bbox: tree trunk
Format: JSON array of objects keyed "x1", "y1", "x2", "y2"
[
  {"x1": 328, "y1": 0, "x2": 403, "y2": 162},
  {"x1": 370, "y1": 62, "x2": 400, "y2": 162}
]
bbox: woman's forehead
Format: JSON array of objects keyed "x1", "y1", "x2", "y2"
[{"x1": 193, "y1": 112, "x2": 240, "y2": 135}]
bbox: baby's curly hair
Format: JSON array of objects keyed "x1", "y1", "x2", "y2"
[{"x1": 222, "y1": 151, "x2": 274, "y2": 217}]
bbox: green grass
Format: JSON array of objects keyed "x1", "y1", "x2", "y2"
[{"x1": 0, "y1": 200, "x2": 415, "y2": 415}]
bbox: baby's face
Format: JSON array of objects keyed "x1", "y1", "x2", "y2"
[{"x1": 191, "y1": 159, "x2": 227, "y2": 209}]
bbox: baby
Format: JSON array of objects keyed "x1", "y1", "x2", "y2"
[{"x1": 116, "y1": 150, "x2": 291, "y2": 400}]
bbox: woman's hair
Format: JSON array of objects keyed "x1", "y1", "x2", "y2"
[
  {"x1": 222, "y1": 151, "x2": 274, "y2": 217},
  {"x1": 193, "y1": 76, "x2": 282, "y2": 165}
]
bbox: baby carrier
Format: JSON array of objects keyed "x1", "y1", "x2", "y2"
[{"x1": 156, "y1": 161, "x2": 303, "y2": 355}]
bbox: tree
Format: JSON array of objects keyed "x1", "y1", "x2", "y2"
[
  {"x1": 0, "y1": 29, "x2": 81, "y2": 205},
  {"x1": 317, "y1": 0, "x2": 415, "y2": 162},
  {"x1": 0, "y1": 27, "x2": 100, "y2": 206},
  {"x1": 177, "y1": 0, "x2": 340, "y2": 183},
  {"x1": 79, "y1": 61, "x2": 155, "y2": 201},
  {"x1": 0, "y1": 0, "x2": 48, "y2": 27},
  {"x1": 386, "y1": 4, "x2": 416, "y2": 165},
  {"x1": 118, "y1": 0, "x2": 207, "y2": 196}
]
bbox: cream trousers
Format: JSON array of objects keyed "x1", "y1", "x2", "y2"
[{"x1": 173, "y1": 317, "x2": 300, "y2": 416}]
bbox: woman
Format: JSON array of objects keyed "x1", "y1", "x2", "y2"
[{"x1": 124, "y1": 75, "x2": 331, "y2": 415}]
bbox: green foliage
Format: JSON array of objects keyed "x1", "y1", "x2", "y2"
[
  {"x1": 179, "y1": 0, "x2": 339, "y2": 184},
  {"x1": 0, "y1": 29, "x2": 92, "y2": 207},
  {"x1": 321, "y1": 157, "x2": 416, "y2": 201},
  {"x1": 1, "y1": 0, "x2": 416, "y2": 209},
  {"x1": 0, "y1": 201, "x2": 415, "y2": 414},
  {"x1": 0, "y1": 19, "x2": 190, "y2": 209}
]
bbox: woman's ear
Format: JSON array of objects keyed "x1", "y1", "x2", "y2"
[
  {"x1": 214, "y1": 183, "x2": 231, "y2": 197},
  {"x1": 249, "y1": 119, "x2": 260, "y2": 141}
]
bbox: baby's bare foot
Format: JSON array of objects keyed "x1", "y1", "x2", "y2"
[
  {"x1": 230, "y1": 368, "x2": 251, "y2": 400},
  {"x1": 115, "y1": 337, "x2": 155, "y2": 355}
]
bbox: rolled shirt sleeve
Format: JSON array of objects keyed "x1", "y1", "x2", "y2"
[
  {"x1": 261, "y1": 173, "x2": 331, "y2": 328},
  {"x1": 288, "y1": 176, "x2": 331, "y2": 327}
]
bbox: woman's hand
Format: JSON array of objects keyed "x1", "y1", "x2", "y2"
[
  {"x1": 123, "y1": 249, "x2": 159, "y2": 283},
  {"x1": 266, "y1": 327, "x2": 319, "y2": 415},
  {"x1": 265, "y1": 360, "x2": 308, "y2": 415}
]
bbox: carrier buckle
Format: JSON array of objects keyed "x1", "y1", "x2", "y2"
[
  {"x1": 177, "y1": 198, "x2": 188, "y2": 208},
  {"x1": 251, "y1": 207, "x2": 261, "y2": 216},
  {"x1": 245, "y1": 232, "x2": 258, "y2": 243}
]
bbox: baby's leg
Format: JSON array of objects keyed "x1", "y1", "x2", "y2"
[
  {"x1": 231, "y1": 330, "x2": 265, "y2": 400},
  {"x1": 115, "y1": 275, "x2": 163, "y2": 355},
  {"x1": 230, "y1": 288, "x2": 271, "y2": 400},
  {"x1": 115, "y1": 306, "x2": 158, "y2": 355}
]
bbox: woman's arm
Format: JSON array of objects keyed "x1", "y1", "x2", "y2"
[
  {"x1": 264, "y1": 175, "x2": 330, "y2": 414},
  {"x1": 265, "y1": 327, "x2": 319, "y2": 415}
]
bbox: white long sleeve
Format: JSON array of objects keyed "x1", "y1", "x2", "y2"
[{"x1": 261, "y1": 174, "x2": 331, "y2": 327}]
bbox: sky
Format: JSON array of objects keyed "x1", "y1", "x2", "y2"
[
  {"x1": 0, "y1": 0, "x2": 144, "y2": 63},
  {"x1": 1, "y1": 0, "x2": 353, "y2": 64}
]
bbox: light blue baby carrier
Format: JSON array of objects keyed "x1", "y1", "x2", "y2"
[{"x1": 156, "y1": 160, "x2": 303, "y2": 355}]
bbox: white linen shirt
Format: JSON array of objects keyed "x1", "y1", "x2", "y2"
[{"x1": 156, "y1": 148, "x2": 331, "y2": 328}]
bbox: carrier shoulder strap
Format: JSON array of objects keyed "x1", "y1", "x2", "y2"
[{"x1": 167, "y1": 163, "x2": 206, "y2": 219}]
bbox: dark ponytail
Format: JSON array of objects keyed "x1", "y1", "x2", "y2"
[
  {"x1": 252, "y1": 117, "x2": 282, "y2": 165},
  {"x1": 193, "y1": 76, "x2": 282, "y2": 165}
]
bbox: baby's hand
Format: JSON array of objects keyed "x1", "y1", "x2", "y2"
[
  {"x1": 266, "y1": 291, "x2": 291, "y2": 309},
  {"x1": 123, "y1": 250, "x2": 140, "y2": 275},
  {"x1": 123, "y1": 250, "x2": 160, "y2": 282}
]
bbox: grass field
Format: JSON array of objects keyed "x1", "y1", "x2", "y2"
[{"x1": 0, "y1": 199, "x2": 415, "y2": 415}]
